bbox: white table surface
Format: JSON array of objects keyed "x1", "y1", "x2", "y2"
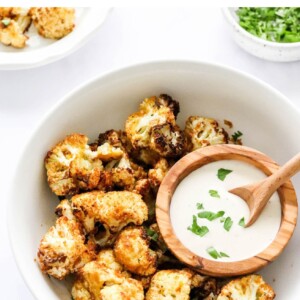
[{"x1": 1, "y1": 7, "x2": 300, "y2": 299}]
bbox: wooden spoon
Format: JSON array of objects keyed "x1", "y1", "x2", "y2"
[{"x1": 229, "y1": 152, "x2": 300, "y2": 227}]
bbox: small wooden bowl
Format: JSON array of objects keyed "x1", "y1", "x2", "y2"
[{"x1": 156, "y1": 144, "x2": 298, "y2": 277}]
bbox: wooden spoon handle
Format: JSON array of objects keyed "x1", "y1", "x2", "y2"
[{"x1": 264, "y1": 152, "x2": 300, "y2": 196}]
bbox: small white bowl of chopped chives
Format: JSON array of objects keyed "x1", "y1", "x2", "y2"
[{"x1": 223, "y1": 7, "x2": 300, "y2": 62}]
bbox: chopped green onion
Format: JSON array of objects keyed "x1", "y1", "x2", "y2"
[
  {"x1": 1, "y1": 19, "x2": 10, "y2": 26},
  {"x1": 188, "y1": 215, "x2": 209, "y2": 237},
  {"x1": 206, "y1": 247, "x2": 230, "y2": 259},
  {"x1": 198, "y1": 210, "x2": 225, "y2": 221},
  {"x1": 224, "y1": 217, "x2": 233, "y2": 232},
  {"x1": 236, "y1": 7, "x2": 300, "y2": 43},
  {"x1": 145, "y1": 227, "x2": 159, "y2": 242},
  {"x1": 217, "y1": 168, "x2": 232, "y2": 181},
  {"x1": 232, "y1": 131, "x2": 243, "y2": 142},
  {"x1": 220, "y1": 252, "x2": 230, "y2": 258},
  {"x1": 196, "y1": 202, "x2": 204, "y2": 210},
  {"x1": 239, "y1": 217, "x2": 246, "y2": 227},
  {"x1": 209, "y1": 189, "x2": 220, "y2": 198},
  {"x1": 206, "y1": 247, "x2": 221, "y2": 259}
]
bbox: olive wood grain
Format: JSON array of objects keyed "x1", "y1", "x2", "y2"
[
  {"x1": 156, "y1": 144, "x2": 298, "y2": 277},
  {"x1": 230, "y1": 152, "x2": 300, "y2": 227}
]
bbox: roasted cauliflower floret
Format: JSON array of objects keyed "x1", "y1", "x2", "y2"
[
  {"x1": 114, "y1": 226, "x2": 157, "y2": 276},
  {"x1": 148, "y1": 158, "x2": 171, "y2": 191},
  {"x1": 146, "y1": 269, "x2": 193, "y2": 300},
  {"x1": 185, "y1": 116, "x2": 229, "y2": 152},
  {"x1": 217, "y1": 275, "x2": 275, "y2": 300},
  {"x1": 71, "y1": 260, "x2": 144, "y2": 300},
  {"x1": 71, "y1": 191, "x2": 148, "y2": 235},
  {"x1": 96, "y1": 249, "x2": 128, "y2": 274},
  {"x1": 125, "y1": 95, "x2": 184, "y2": 160},
  {"x1": 0, "y1": 7, "x2": 31, "y2": 48},
  {"x1": 37, "y1": 216, "x2": 94, "y2": 280},
  {"x1": 29, "y1": 7, "x2": 75, "y2": 39},
  {"x1": 45, "y1": 133, "x2": 123, "y2": 196},
  {"x1": 150, "y1": 123, "x2": 185, "y2": 157}
]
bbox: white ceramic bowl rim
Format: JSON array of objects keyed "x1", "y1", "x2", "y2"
[
  {"x1": 7, "y1": 59, "x2": 300, "y2": 299},
  {"x1": 223, "y1": 8, "x2": 300, "y2": 48}
]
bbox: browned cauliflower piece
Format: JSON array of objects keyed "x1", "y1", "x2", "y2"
[
  {"x1": 146, "y1": 269, "x2": 194, "y2": 300},
  {"x1": 37, "y1": 216, "x2": 94, "y2": 280},
  {"x1": 29, "y1": 7, "x2": 75, "y2": 39},
  {"x1": 148, "y1": 158, "x2": 171, "y2": 191},
  {"x1": 125, "y1": 95, "x2": 184, "y2": 161},
  {"x1": 45, "y1": 133, "x2": 123, "y2": 196},
  {"x1": 71, "y1": 260, "x2": 144, "y2": 300},
  {"x1": 71, "y1": 191, "x2": 148, "y2": 235},
  {"x1": 0, "y1": 7, "x2": 31, "y2": 48},
  {"x1": 185, "y1": 116, "x2": 229, "y2": 152},
  {"x1": 189, "y1": 273, "x2": 218, "y2": 300},
  {"x1": 114, "y1": 226, "x2": 157, "y2": 276},
  {"x1": 217, "y1": 275, "x2": 275, "y2": 300}
]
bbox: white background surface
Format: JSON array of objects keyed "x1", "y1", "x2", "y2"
[{"x1": 1, "y1": 8, "x2": 300, "y2": 299}]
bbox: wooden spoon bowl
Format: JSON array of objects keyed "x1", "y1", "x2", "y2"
[{"x1": 156, "y1": 144, "x2": 298, "y2": 277}]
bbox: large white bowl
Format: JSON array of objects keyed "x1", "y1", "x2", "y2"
[
  {"x1": 223, "y1": 8, "x2": 300, "y2": 62},
  {"x1": 8, "y1": 61, "x2": 300, "y2": 299}
]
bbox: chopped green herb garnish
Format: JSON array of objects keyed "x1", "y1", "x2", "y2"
[
  {"x1": 206, "y1": 247, "x2": 230, "y2": 259},
  {"x1": 1, "y1": 19, "x2": 10, "y2": 26},
  {"x1": 196, "y1": 202, "x2": 204, "y2": 210},
  {"x1": 198, "y1": 210, "x2": 225, "y2": 221},
  {"x1": 217, "y1": 168, "x2": 232, "y2": 181},
  {"x1": 239, "y1": 217, "x2": 246, "y2": 227},
  {"x1": 145, "y1": 227, "x2": 159, "y2": 242},
  {"x1": 220, "y1": 251, "x2": 230, "y2": 258},
  {"x1": 232, "y1": 130, "x2": 243, "y2": 142},
  {"x1": 188, "y1": 215, "x2": 209, "y2": 237},
  {"x1": 209, "y1": 189, "x2": 220, "y2": 198},
  {"x1": 224, "y1": 217, "x2": 233, "y2": 232},
  {"x1": 237, "y1": 7, "x2": 300, "y2": 43},
  {"x1": 206, "y1": 247, "x2": 221, "y2": 259}
]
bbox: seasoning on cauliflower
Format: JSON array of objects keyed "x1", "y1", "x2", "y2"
[
  {"x1": 37, "y1": 216, "x2": 94, "y2": 280},
  {"x1": 114, "y1": 226, "x2": 157, "y2": 276},
  {"x1": 185, "y1": 116, "x2": 229, "y2": 152},
  {"x1": 71, "y1": 260, "x2": 144, "y2": 300},
  {"x1": 0, "y1": 7, "x2": 31, "y2": 48},
  {"x1": 146, "y1": 269, "x2": 194, "y2": 300},
  {"x1": 45, "y1": 133, "x2": 123, "y2": 196},
  {"x1": 125, "y1": 95, "x2": 185, "y2": 161},
  {"x1": 71, "y1": 191, "x2": 148, "y2": 236},
  {"x1": 217, "y1": 274, "x2": 275, "y2": 300},
  {"x1": 29, "y1": 7, "x2": 75, "y2": 39}
]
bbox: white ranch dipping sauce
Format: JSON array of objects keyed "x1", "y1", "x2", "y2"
[{"x1": 170, "y1": 160, "x2": 281, "y2": 262}]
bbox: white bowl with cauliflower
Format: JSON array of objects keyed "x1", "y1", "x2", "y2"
[
  {"x1": 8, "y1": 60, "x2": 300, "y2": 299},
  {"x1": 0, "y1": 7, "x2": 111, "y2": 70}
]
